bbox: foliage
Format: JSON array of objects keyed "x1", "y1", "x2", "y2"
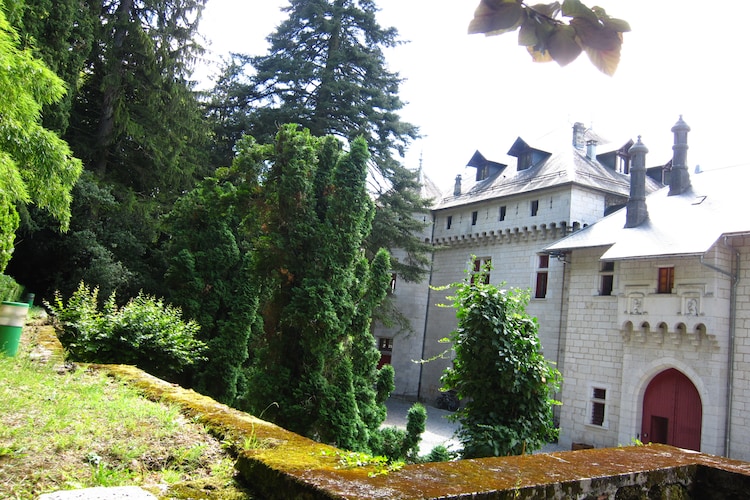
[
  {"x1": 440, "y1": 259, "x2": 561, "y2": 458},
  {"x1": 240, "y1": 125, "x2": 393, "y2": 453},
  {"x1": 163, "y1": 175, "x2": 264, "y2": 405},
  {"x1": 469, "y1": 0, "x2": 630, "y2": 75},
  {"x1": 371, "y1": 402, "x2": 427, "y2": 463},
  {"x1": 0, "y1": 274, "x2": 23, "y2": 302},
  {"x1": 0, "y1": 4, "x2": 83, "y2": 272},
  {"x1": 6, "y1": 0, "x2": 210, "y2": 303},
  {"x1": 206, "y1": 0, "x2": 433, "y2": 283},
  {"x1": 47, "y1": 282, "x2": 206, "y2": 381}
]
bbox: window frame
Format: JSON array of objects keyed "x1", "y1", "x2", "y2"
[
  {"x1": 599, "y1": 261, "x2": 615, "y2": 296},
  {"x1": 531, "y1": 199, "x2": 539, "y2": 217},
  {"x1": 657, "y1": 266, "x2": 674, "y2": 294},
  {"x1": 586, "y1": 384, "x2": 609, "y2": 429},
  {"x1": 470, "y1": 257, "x2": 491, "y2": 285},
  {"x1": 534, "y1": 255, "x2": 549, "y2": 299}
]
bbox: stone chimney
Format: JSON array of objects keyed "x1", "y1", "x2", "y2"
[
  {"x1": 669, "y1": 115, "x2": 691, "y2": 196},
  {"x1": 625, "y1": 136, "x2": 649, "y2": 228},
  {"x1": 453, "y1": 174, "x2": 462, "y2": 196},
  {"x1": 573, "y1": 122, "x2": 586, "y2": 150},
  {"x1": 586, "y1": 139, "x2": 597, "y2": 160}
]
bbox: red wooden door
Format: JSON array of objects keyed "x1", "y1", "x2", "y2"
[{"x1": 641, "y1": 368, "x2": 702, "y2": 451}]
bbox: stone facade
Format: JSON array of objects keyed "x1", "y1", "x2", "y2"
[{"x1": 375, "y1": 117, "x2": 750, "y2": 461}]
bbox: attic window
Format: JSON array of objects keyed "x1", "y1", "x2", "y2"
[
  {"x1": 476, "y1": 165, "x2": 489, "y2": 181},
  {"x1": 518, "y1": 150, "x2": 532, "y2": 170}
]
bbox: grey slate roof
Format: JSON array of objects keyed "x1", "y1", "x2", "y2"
[
  {"x1": 543, "y1": 165, "x2": 750, "y2": 260},
  {"x1": 434, "y1": 126, "x2": 659, "y2": 210}
]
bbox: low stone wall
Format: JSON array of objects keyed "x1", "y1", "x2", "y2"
[{"x1": 100, "y1": 362, "x2": 750, "y2": 499}]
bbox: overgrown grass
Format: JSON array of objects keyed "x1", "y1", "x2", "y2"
[{"x1": 0, "y1": 340, "x2": 253, "y2": 499}]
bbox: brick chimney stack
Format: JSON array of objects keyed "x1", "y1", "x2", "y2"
[
  {"x1": 625, "y1": 136, "x2": 649, "y2": 228},
  {"x1": 669, "y1": 115, "x2": 691, "y2": 196}
]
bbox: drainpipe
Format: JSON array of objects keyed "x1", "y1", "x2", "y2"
[
  {"x1": 700, "y1": 236, "x2": 740, "y2": 457},
  {"x1": 417, "y1": 212, "x2": 437, "y2": 403}
]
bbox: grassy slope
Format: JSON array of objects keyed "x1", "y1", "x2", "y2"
[{"x1": 0, "y1": 320, "x2": 253, "y2": 499}]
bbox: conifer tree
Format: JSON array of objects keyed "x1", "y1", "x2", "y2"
[
  {"x1": 243, "y1": 125, "x2": 393, "y2": 451},
  {"x1": 206, "y1": 0, "x2": 432, "y2": 282}
]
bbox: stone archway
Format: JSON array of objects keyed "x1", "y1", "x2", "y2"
[{"x1": 641, "y1": 368, "x2": 702, "y2": 451}]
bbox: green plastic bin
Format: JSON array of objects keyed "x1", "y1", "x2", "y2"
[{"x1": 0, "y1": 301, "x2": 30, "y2": 357}]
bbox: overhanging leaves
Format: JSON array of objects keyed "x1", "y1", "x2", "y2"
[{"x1": 469, "y1": 0, "x2": 630, "y2": 75}]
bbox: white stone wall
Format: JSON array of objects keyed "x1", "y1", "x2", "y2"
[
  {"x1": 419, "y1": 187, "x2": 580, "y2": 404},
  {"x1": 728, "y1": 234, "x2": 750, "y2": 461},
  {"x1": 558, "y1": 245, "x2": 735, "y2": 457}
]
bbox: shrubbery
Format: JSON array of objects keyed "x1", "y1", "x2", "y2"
[
  {"x1": 47, "y1": 282, "x2": 206, "y2": 381},
  {"x1": 0, "y1": 274, "x2": 23, "y2": 302}
]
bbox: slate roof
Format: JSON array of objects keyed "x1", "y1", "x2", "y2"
[
  {"x1": 543, "y1": 165, "x2": 750, "y2": 260},
  {"x1": 434, "y1": 126, "x2": 660, "y2": 210}
]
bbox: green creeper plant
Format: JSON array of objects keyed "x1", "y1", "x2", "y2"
[{"x1": 440, "y1": 258, "x2": 561, "y2": 458}]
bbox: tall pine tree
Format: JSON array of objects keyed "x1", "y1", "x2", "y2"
[{"x1": 206, "y1": 0, "x2": 432, "y2": 282}]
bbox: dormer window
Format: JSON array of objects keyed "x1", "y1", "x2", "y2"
[{"x1": 518, "y1": 150, "x2": 532, "y2": 171}]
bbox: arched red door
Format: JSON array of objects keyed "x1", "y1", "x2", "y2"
[{"x1": 641, "y1": 368, "x2": 702, "y2": 451}]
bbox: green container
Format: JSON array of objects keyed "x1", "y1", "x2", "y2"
[{"x1": 0, "y1": 301, "x2": 30, "y2": 357}]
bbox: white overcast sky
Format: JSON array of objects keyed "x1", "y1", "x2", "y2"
[{"x1": 196, "y1": 1, "x2": 750, "y2": 188}]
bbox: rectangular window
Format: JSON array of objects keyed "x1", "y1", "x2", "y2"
[
  {"x1": 535, "y1": 255, "x2": 548, "y2": 298},
  {"x1": 657, "y1": 267, "x2": 674, "y2": 294},
  {"x1": 388, "y1": 272, "x2": 397, "y2": 295},
  {"x1": 446, "y1": 215, "x2": 452, "y2": 229},
  {"x1": 531, "y1": 200, "x2": 539, "y2": 216},
  {"x1": 471, "y1": 257, "x2": 491, "y2": 285},
  {"x1": 471, "y1": 211, "x2": 478, "y2": 226},
  {"x1": 600, "y1": 261, "x2": 614, "y2": 296},
  {"x1": 499, "y1": 205, "x2": 506, "y2": 221},
  {"x1": 590, "y1": 387, "x2": 607, "y2": 426},
  {"x1": 378, "y1": 337, "x2": 393, "y2": 351}
]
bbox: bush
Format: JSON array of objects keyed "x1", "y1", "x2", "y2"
[
  {"x1": 0, "y1": 274, "x2": 23, "y2": 302},
  {"x1": 48, "y1": 282, "x2": 206, "y2": 381}
]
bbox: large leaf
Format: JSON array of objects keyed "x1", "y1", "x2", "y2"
[
  {"x1": 561, "y1": 0, "x2": 598, "y2": 23},
  {"x1": 547, "y1": 25, "x2": 582, "y2": 66},
  {"x1": 583, "y1": 33, "x2": 622, "y2": 76},
  {"x1": 469, "y1": 0, "x2": 525, "y2": 35},
  {"x1": 570, "y1": 16, "x2": 621, "y2": 51}
]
